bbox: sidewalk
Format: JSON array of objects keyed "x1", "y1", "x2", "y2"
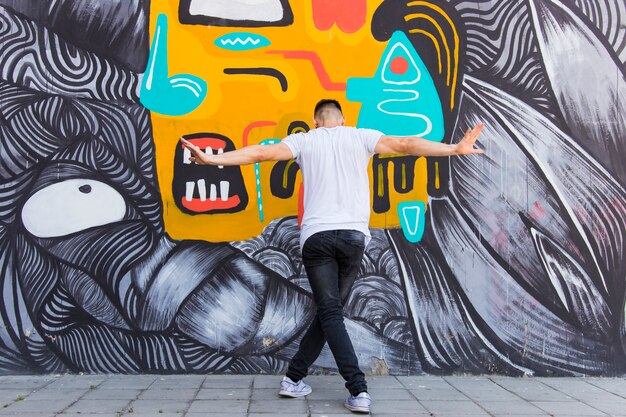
[{"x1": 1, "y1": 374, "x2": 625, "y2": 417}]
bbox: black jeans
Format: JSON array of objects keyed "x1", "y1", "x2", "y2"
[{"x1": 286, "y1": 229, "x2": 367, "y2": 396}]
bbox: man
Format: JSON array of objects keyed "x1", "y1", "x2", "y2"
[{"x1": 182, "y1": 99, "x2": 484, "y2": 414}]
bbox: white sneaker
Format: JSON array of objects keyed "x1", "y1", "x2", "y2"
[
  {"x1": 278, "y1": 376, "x2": 312, "y2": 398},
  {"x1": 344, "y1": 392, "x2": 371, "y2": 413}
]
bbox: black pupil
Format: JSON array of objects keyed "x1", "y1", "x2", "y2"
[{"x1": 79, "y1": 184, "x2": 92, "y2": 194}]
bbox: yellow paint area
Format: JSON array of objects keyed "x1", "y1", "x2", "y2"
[{"x1": 150, "y1": 0, "x2": 431, "y2": 241}]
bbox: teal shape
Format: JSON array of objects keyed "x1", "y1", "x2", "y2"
[
  {"x1": 346, "y1": 31, "x2": 444, "y2": 141},
  {"x1": 215, "y1": 32, "x2": 271, "y2": 51},
  {"x1": 254, "y1": 138, "x2": 280, "y2": 222},
  {"x1": 398, "y1": 201, "x2": 427, "y2": 243},
  {"x1": 140, "y1": 14, "x2": 207, "y2": 116}
]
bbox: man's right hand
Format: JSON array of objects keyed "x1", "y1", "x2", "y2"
[
  {"x1": 181, "y1": 138, "x2": 214, "y2": 165},
  {"x1": 454, "y1": 123, "x2": 485, "y2": 155}
]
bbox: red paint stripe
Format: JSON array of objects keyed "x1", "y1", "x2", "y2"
[
  {"x1": 181, "y1": 195, "x2": 241, "y2": 212},
  {"x1": 297, "y1": 183, "x2": 304, "y2": 229},
  {"x1": 181, "y1": 137, "x2": 227, "y2": 150},
  {"x1": 242, "y1": 121, "x2": 277, "y2": 147},
  {"x1": 267, "y1": 50, "x2": 346, "y2": 91}
]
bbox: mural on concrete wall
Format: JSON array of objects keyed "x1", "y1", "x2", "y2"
[{"x1": 0, "y1": 0, "x2": 624, "y2": 376}]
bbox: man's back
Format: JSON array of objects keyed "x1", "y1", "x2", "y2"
[{"x1": 282, "y1": 126, "x2": 382, "y2": 247}]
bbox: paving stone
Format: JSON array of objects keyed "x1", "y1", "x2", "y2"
[
  {"x1": 477, "y1": 399, "x2": 549, "y2": 415},
  {"x1": 250, "y1": 398, "x2": 308, "y2": 413},
  {"x1": 420, "y1": 400, "x2": 489, "y2": 415},
  {"x1": 366, "y1": 376, "x2": 405, "y2": 389},
  {"x1": 251, "y1": 388, "x2": 284, "y2": 400},
  {"x1": 25, "y1": 389, "x2": 86, "y2": 401},
  {"x1": 0, "y1": 414, "x2": 58, "y2": 417},
  {"x1": 585, "y1": 378, "x2": 626, "y2": 398},
  {"x1": 126, "y1": 399, "x2": 189, "y2": 414},
  {"x1": 196, "y1": 388, "x2": 252, "y2": 400},
  {"x1": 190, "y1": 414, "x2": 246, "y2": 417},
  {"x1": 310, "y1": 414, "x2": 362, "y2": 417},
  {"x1": 489, "y1": 414, "x2": 556, "y2": 417},
  {"x1": 369, "y1": 399, "x2": 428, "y2": 414},
  {"x1": 538, "y1": 384, "x2": 625, "y2": 403},
  {"x1": 0, "y1": 377, "x2": 55, "y2": 390},
  {"x1": 150, "y1": 375, "x2": 205, "y2": 389},
  {"x1": 137, "y1": 388, "x2": 197, "y2": 399},
  {"x1": 248, "y1": 414, "x2": 308, "y2": 417},
  {"x1": 305, "y1": 385, "x2": 345, "y2": 397},
  {"x1": 309, "y1": 399, "x2": 353, "y2": 415},
  {"x1": 62, "y1": 398, "x2": 131, "y2": 414},
  {"x1": 1, "y1": 397, "x2": 75, "y2": 414},
  {"x1": 582, "y1": 399, "x2": 626, "y2": 415},
  {"x1": 531, "y1": 400, "x2": 608, "y2": 416},
  {"x1": 81, "y1": 388, "x2": 141, "y2": 400},
  {"x1": 451, "y1": 384, "x2": 525, "y2": 402},
  {"x1": 368, "y1": 388, "x2": 416, "y2": 400},
  {"x1": 445, "y1": 376, "x2": 491, "y2": 382},
  {"x1": 115, "y1": 415, "x2": 183, "y2": 417},
  {"x1": 396, "y1": 375, "x2": 447, "y2": 386},
  {"x1": 492, "y1": 378, "x2": 576, "y2": 402},
  {"x1": 445, "y1": 378, "x2": 502, "y2": 391},
  {"x1": 0, "y1": 389, "x2": 37, "y2": 403},
  {"x1": 304, "y1": 376, "x2": 346, "y2": 389},
  {"x1": 398, "y1": 377, "x2": 462, "y2": 398},
  {"x1": 95, "y1": 376, "x2": 155, "y2": 390},
  {"x1": 538, "y1": 378, "x2": 608, "y2": 396},
  {"x1": 253, "y1": 375, "x2": 281, "y2": 389},
  {"x1": 202, "y1": 375, "x2": 254, "y2": 389},
  {"x1": 185, "y1": 399, "x2": 250, "y2": 413},
  {"x1": 428, "y1": 414, "x2": 492, "y2": 417},
  {"x1": 410, "y1": 387, "x2": 470, "y2": 401},
  {"x1": 60, "y1": 414, "x2": 120, "y2": 417},
  {"x1": 45, "y1": 376, "x2": 107, "y2": 390}
]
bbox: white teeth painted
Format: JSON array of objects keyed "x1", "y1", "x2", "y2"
[
  {"x1": 185, "y1": 179, "x2": 231, "y2": 203},
  {"x1": 206, "y1": 146, "x2": 213, "y2": 154},
  {"x1": 217, "y1": 148, "x2": 224, "y2": 169},
  {"x1": 183, "y1": 148, "x2": 192, "y2": 164},
  {"x1": 185, "y1": 181, "x2": 195, "y2": 201},
  {"x1": 220, "y1": 181, "x2": 229, "y2": 201},
  {"x1": 197, "y1": 179, "x2": 206, "y2": 201},
  {"x1": 209, "y1": 184, "x2": 217, "y2": 201}
]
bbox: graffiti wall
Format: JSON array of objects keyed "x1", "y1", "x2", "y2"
[{"x1": 0, "y1": 0, "x2": 624, "y2": 376}]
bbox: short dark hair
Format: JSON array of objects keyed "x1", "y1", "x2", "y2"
[{"x1": 314, "y1": 99, "x2": 342, "y2": 117}]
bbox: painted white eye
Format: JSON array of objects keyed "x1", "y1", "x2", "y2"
[{"x1": 22, "y1": 179, "x2": 126, "y2": 238}]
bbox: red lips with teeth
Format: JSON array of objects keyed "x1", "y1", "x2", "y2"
[{"x1": 174, "y1": 134, "x2": 248, "y2": 215}]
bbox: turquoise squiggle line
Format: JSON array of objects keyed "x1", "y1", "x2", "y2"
[{"x1": 255, "y1": 139, "x2": 280, "y2": 222}]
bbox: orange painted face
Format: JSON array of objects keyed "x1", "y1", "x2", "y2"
[{"x1": 149, "y1": 1, "x2": 429, "y2": 241}]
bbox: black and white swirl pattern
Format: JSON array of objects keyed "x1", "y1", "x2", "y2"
[
  {"x1": 572, "y1": 0, "x2": 626, "y2": 65},
  {"x1": 0, "y1": 5, "x2": 139, "y2": 102},
  {"x1": 452, "y1": 0, "x2": 560, "y2": 120}
]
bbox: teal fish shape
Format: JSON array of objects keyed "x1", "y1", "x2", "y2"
[
  {"x1": 140, "y1": 14, "x2": 207, "y2": 116},
  {"x1": 347, "y1": 30, "x2": 444, "y2": 141}
]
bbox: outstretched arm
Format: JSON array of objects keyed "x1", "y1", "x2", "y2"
[
  {"x1": 181, "y1": 138, "x2": 294, "y2": 166},
  {"x1": 374, "y1": 123, "x2": 485, "y2": 156}
]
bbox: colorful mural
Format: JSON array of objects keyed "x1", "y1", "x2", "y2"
[{"x1": 0, "y1": 0, "x2": 624, "y2": 377}]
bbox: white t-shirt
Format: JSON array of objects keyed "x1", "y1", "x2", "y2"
[{"x1": 281, "y1": 126, "x2": 383, "y2": 249}]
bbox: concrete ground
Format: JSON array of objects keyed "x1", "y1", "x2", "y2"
[{"x1": 0, "y1": 374, "x2": 625, "y2": 417}]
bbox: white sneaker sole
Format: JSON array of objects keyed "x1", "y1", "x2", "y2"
[
  {"x1": 279, "y1": 389, "x2": 312, "y2": 398},
  {"x1": 344, "y1": 403, "x2": 370, "y2": 413}
]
